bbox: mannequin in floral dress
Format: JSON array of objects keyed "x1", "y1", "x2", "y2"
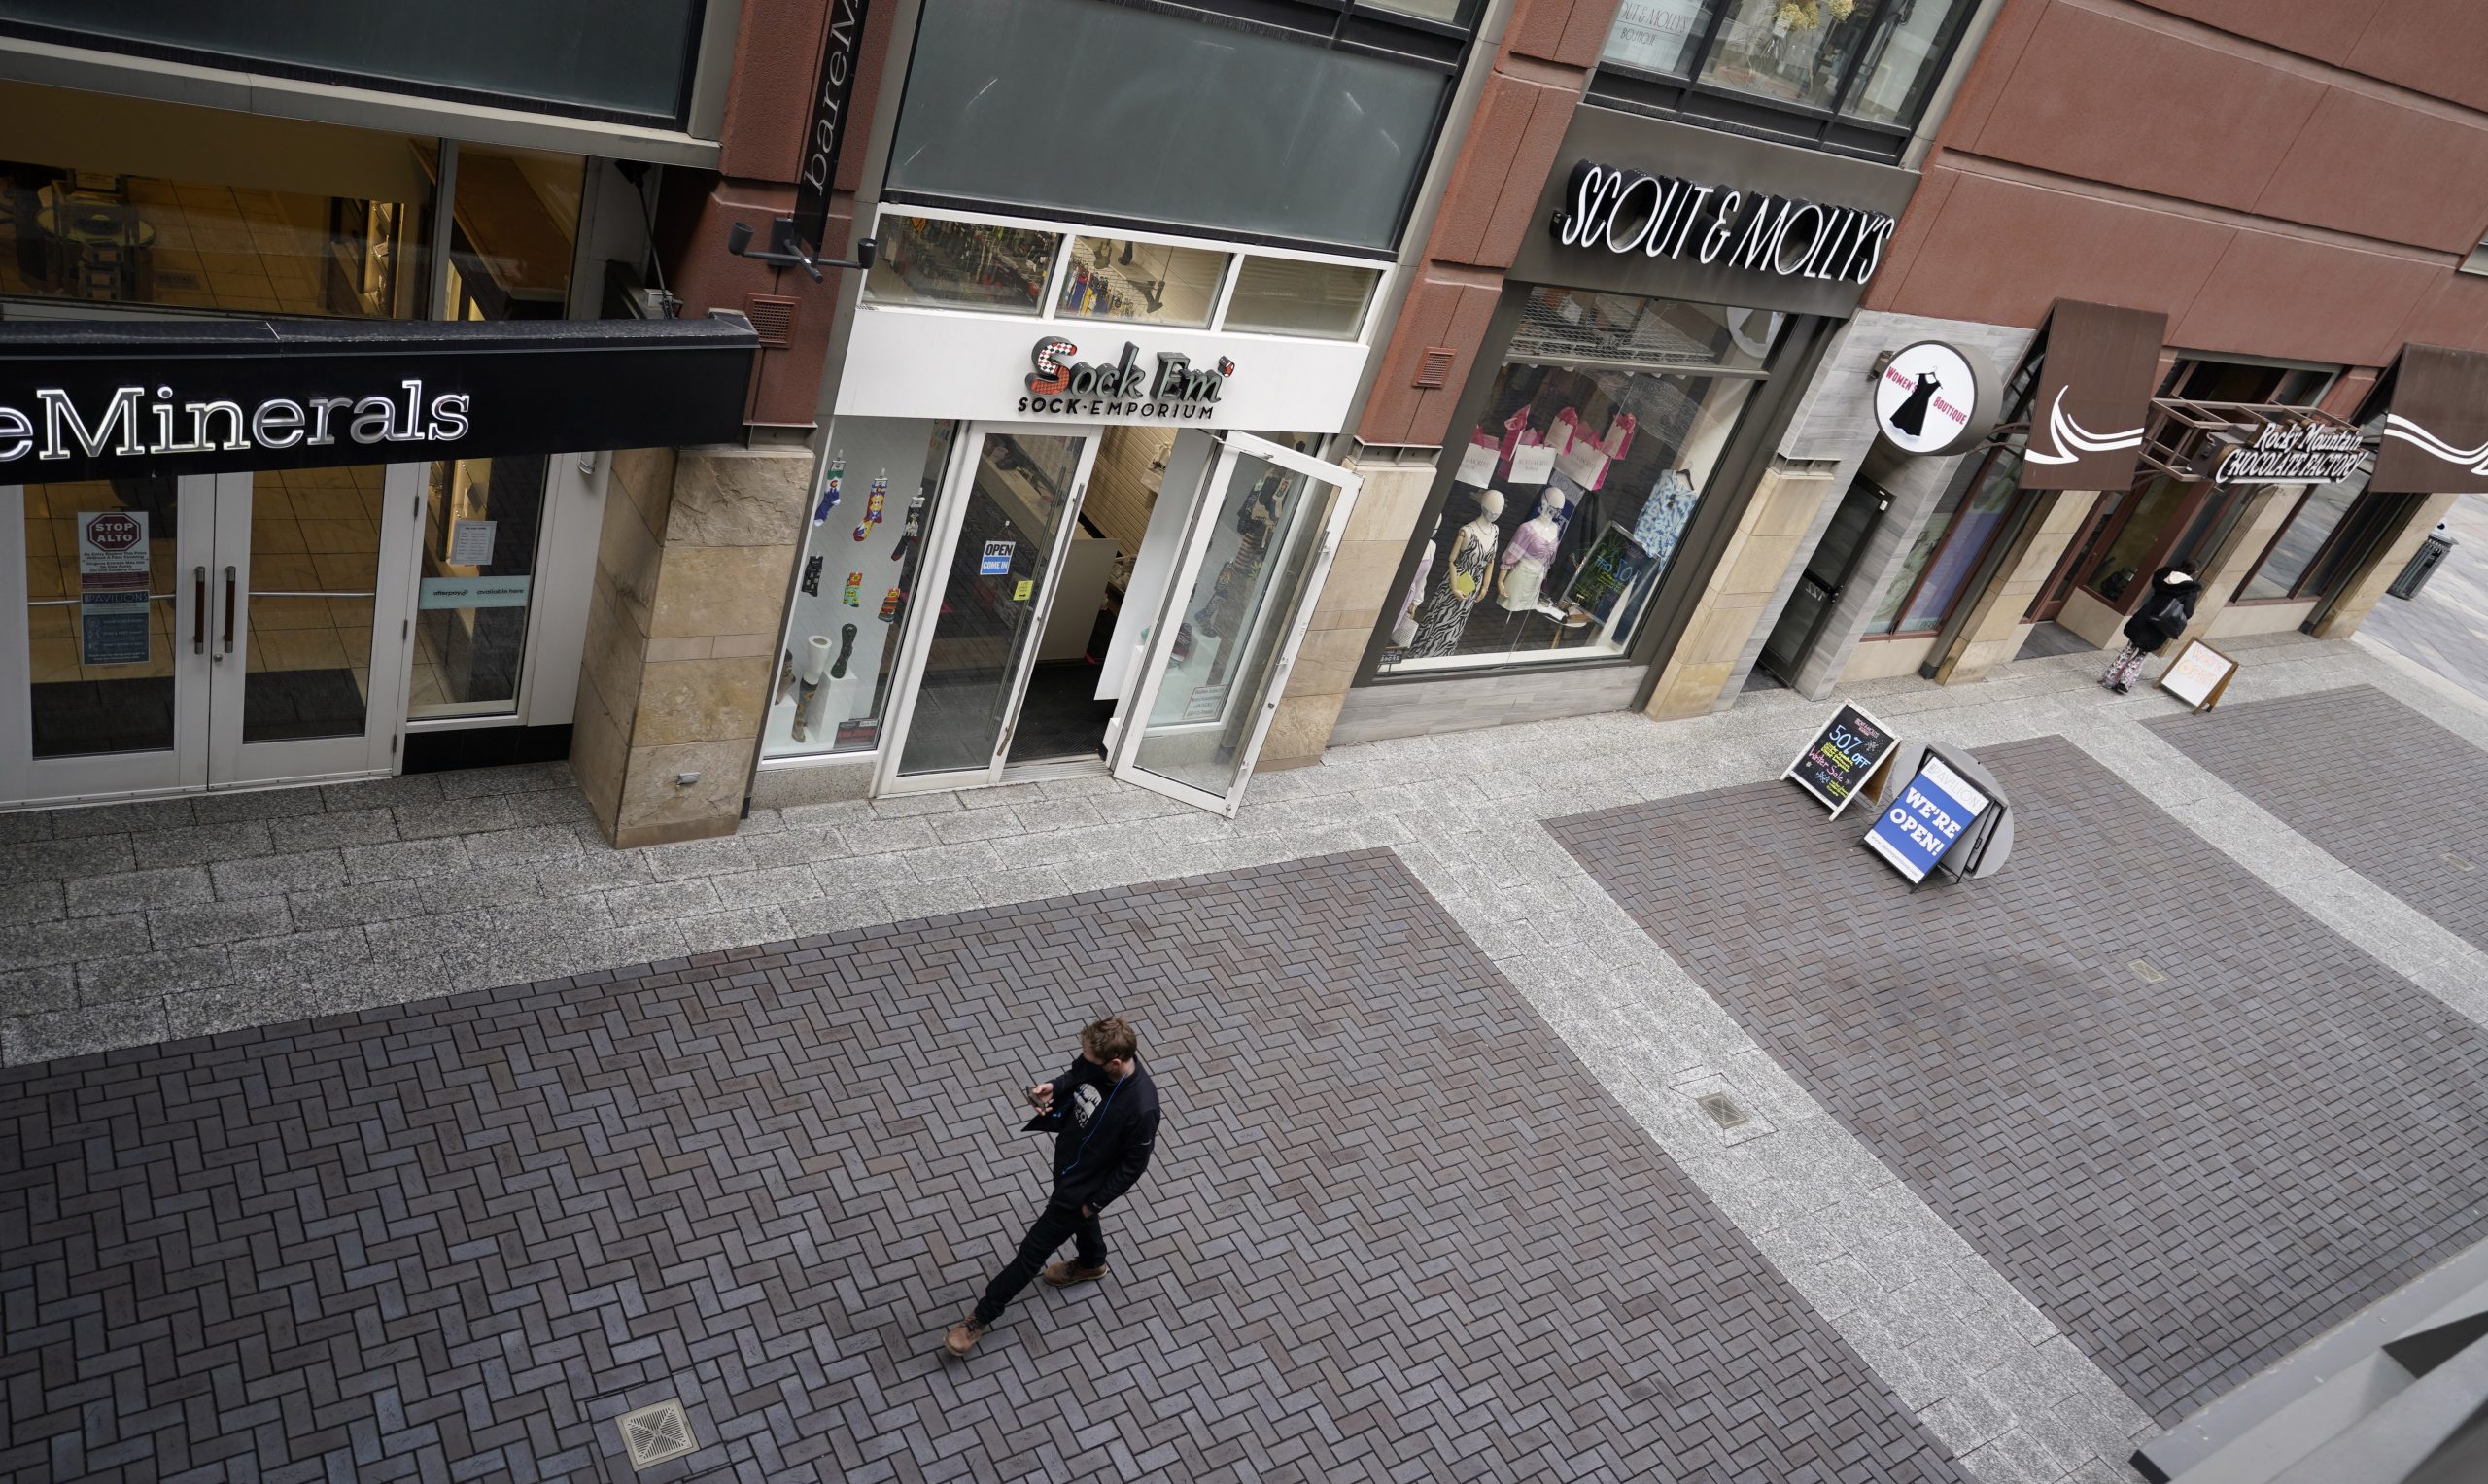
[
  {"x1": 1497, "y1": 488, "x2": 1569, "y2": 612},
  {"x1": 1406, "y1": 491, "x2": 1503, "y2": 658}
]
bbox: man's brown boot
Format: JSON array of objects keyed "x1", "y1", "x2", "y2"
[
  {"x1": 1042, "y1": 1260, "x2": 1109, "y2": 1286},
  {"x1": 942, "y1": 1317, "x2": 987, "y2": 1357}
]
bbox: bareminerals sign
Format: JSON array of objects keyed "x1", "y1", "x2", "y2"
[{"x1": 0, "y1": 316, "x2": 757, "y2": 480}]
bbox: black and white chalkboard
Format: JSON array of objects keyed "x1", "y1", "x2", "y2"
[{"x1": 1784, "y1": 702, "x2": 1899, "y2": 818}]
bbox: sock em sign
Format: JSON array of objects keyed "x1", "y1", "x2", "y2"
[{"x1": 1550, "y1": 159, "x2": 1898, "y2": 286}]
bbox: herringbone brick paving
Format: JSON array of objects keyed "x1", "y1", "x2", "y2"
[
  {"x1": 0, "y1": 850, "x2": 1964, "y2": 1483},
  {"x1": 2144, "y1": 684, "x2": 2488, "y2": 953},
  {"x1": 1549, "y1": 736, "x2": 2488, "y2": 1426}
]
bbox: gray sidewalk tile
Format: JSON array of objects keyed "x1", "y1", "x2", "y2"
[{"x1": 62, "y1": 865, "x2": 214, "y2": 917}]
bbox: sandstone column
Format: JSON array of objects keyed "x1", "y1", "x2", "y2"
[{"x1": 572, "y1": 444, "x2": 812, "y2": 847}]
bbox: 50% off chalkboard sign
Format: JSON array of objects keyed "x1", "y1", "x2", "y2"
[{"x1": 1782, "y1": 703, "x2": 1900, "y2": 819}]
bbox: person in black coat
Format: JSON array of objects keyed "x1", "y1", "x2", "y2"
[
  {"x1": 945, "y1": 1015, "x2": 1161, "y2": 1357},
  {"x1": 2101, "y1": 565, "x2": 2198, "y2": 692}
]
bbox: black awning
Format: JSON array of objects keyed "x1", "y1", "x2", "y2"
[{"x1": 0, "y1": 314, "x2": 757, "y2": 480}]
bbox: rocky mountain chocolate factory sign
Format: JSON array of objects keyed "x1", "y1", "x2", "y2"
[
  {"x1": 1550, "y1": 160, "x2": 1898, "y2": 286},
  {"x1": 2211, "y1": 420, "x2": 2363, "y2": 486}
]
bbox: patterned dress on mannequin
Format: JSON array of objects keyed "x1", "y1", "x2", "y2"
[{"x1": 1406, "y1": 522, "x2": 1498, "y2": 658}]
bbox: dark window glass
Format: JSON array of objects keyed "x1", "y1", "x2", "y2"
[
  {"x1": 890, "y1": 0, "x2": 1446, "y2": 252},
  {"x1": 0, "y1": 1, "x2": 704, "y2": 122}
]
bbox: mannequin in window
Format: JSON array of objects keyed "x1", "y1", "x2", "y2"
[
  {"x1": 1498, "y1": 488, "x2": 1569, "y2": 613},
  {"x1": 1390, "y1": 518, "x2": 1440, "y2": 649},
  {"x1": 1407, "y1": 491, "x2": 1503, "y2": 658}
]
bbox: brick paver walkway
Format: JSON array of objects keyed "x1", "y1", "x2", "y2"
[
  {"x1": 1551, "y1": 735, "x2": 2488, "y2": 1425},
  {"x1": 0, "y1": 851, "x2": 1964, "y2": 1484},
  {"x1": 2145, "y1": 684, "x2": 2488, "y2": 954}
]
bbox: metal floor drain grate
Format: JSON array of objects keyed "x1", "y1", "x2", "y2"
[
  {"x1": 1696, "y1": 1093, "x2": 1748, "y2": 1130},
  {"x1": 616, "y1": 1399, "x2": 697, "y2": 1469},
  {"x1": 2129, "y1": 959, "x2": 2167, "y2": 984}
]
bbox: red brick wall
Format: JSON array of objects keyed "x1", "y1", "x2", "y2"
[
  {"x1": 1358, "y1": 0, "x2": 1622, "y2": 447},
  {"x1": 1867, "y1": 0, "x2": 2488, "y2": 377},
  {"x1": 658, "y1": 0, "x2": 900, "y2": 429}
]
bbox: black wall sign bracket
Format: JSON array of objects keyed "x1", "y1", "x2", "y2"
[{"x1": 725, "y1": 219, "x2": 877, "y2": 284}]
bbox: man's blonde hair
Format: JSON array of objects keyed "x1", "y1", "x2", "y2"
[{"x1": 1082, "y1": 1016, "x2": 1138, "y2": 1063}]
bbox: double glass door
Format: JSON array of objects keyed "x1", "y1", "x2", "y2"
[
  {"x1": 876, "y1": 425, "x2": 1357, "y2": 815},
  {"x1": 2, "y1": 466, "x2": 418, "y2": 807}
]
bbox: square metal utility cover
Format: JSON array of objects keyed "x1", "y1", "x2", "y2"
[
  {"x1": 616, "y1": 1399, "x2": 697, "y2": 1470},
  {"x1": 1696, "y1": 1093, "x2": 1748, "y2": 1130}
]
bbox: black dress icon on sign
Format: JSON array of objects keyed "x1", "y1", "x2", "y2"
[{"x1": 1890, "y1": 373, "x2": 1940, "y2": 437}]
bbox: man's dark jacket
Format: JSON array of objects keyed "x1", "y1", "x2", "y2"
[{"x1": 1024, "y1": 1055, "x2": 1159, "y2": 1214}]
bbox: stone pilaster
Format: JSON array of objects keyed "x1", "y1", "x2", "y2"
[
  {"x1": 1257, "y1": 453, "x2": 1440, "y2": 771},
  {"x1": 572, "y1": 444, "x2": 811, "y2": 847},
  {"x1": 2310, "y1": 490, "x2": 2461, "y2": 638},
  {"x1": 1644, "y1": 461, "x2": 1838, "y2": 720},
  {"x1": 1925, "y1": 489, "x2": 2097, "y2": 684}
]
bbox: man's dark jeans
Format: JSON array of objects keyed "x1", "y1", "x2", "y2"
[{"x1": 974, "y1": 1199, "x2": 1104, "y2": 1325}]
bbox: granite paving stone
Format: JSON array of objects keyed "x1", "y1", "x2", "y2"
[
  {"x1": 207, "y1": 848, "x2": 351, "y2": 901},
  {"x1": 264, "y1": 805, "x2": 401, "y2": 852},
  {"x1": 1550, "y1": 735, "x2": 2488, "y2": 1424},
  {"x1": 0, "y1": 851, "x2": 1964, "y2": 1484},
  {"x1": 61, "y1": 865, "x2": 214, "y2": 916}
]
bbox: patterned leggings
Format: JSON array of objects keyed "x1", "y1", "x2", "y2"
[{"x1": 2102, "y1": 644, "x2": 2150, "y2": 689}]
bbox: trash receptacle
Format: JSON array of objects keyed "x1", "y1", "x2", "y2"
[{"x1": 2389, "y1": 534, "x2": 2456, "y2": 600}]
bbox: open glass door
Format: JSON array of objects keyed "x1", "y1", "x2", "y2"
[
  {"x1": 877, "y1": 424, "x2": 1101, "y2": 794},
  {"x1": 1111, "y1": 432, "x2": 1359, "y2": 815}
]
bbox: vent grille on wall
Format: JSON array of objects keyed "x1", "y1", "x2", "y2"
[
  {"x1": 743, "y1": 295, "x2": 799, "y2": 348},
  {"x1": 1413, "y1": 346, "x2": 1456, "y2": 389}
]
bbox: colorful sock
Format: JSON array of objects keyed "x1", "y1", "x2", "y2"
[
  {"x1": 812, "y1": 466, "x2": 842, "y2": 526},
  {"x1": 844, "y1": 570, "x2": 863, "y2": 605},
  {"x1": 880, "y1": 587, "x2": 904, "y2": 622}
]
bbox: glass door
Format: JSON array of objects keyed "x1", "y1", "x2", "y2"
[
  {"x1": 1, "y1": 475, "x2": 210, "y2": 803},
  {"x1": 1759, "y1": 476, "x2": 1888, "y2": 683},
  {"x1": 876, "y1": 424, "x2": 1101, "y2": 794},
  {"x1": 208, "y1": 466, "x2": 420, "y2": 788},
  {"x1": 1, "y1": 466, "x2": 416, "y2": 809},
  {"x1": 1111, "y1": 432, "x2": 1359, "y2": 816}
]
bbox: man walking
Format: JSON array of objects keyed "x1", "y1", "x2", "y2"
[{"x1": 944, "y1": 1016, "x2": 1160, "y2": 1357}]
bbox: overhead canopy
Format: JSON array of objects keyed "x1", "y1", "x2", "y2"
[
  {"x1": 0, "y1": 314, "x2": 757, "y2": 481},
  {"x1": 2018, "y1": 298, "x2": 2167, "y2": 492},
  {"x1": 2373, "y1": 343, "x2": 2488, "y2": 494}
]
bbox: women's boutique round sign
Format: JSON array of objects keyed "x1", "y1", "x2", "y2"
[{"x1": 1874, "y1": 341, "x2": 1991, "y2": 456}]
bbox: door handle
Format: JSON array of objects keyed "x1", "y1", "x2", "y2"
[
  {"x1": 220, "y1": 565, "x2": 236, "y2": 658},
  {"x1": 191, "y1": 566, "x2": 206, "y2": 654}
]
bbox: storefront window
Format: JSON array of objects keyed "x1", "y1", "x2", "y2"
[
  {"x1": 2084, "y1": 474, "x2": 2190, "y2": 604},
  {"x1": 866, "y1": 215, "x2": 1059, "y2": 316},
  {"x1": 1604, "y1": 0, "x2": 1715, "y2": 74},
  {"x1": 1596, "y1": 0, "x2": 1979, "y2": 144},
  {"x1": 0, "y1": 1, "x2": 705, "y2": 125},
  {"x1": 1, "y1": 81, "x2": 432, "y2": 318},
  {"x1": 1220, "y1": 258, "x2": 1381, "y2": 340},
  {"x1": 1880, "y1": 452, "x2": 2018, "y2": 634},
  {"x1": 436, "y1": 146, "x2": 583, "y2": 321},
  {"x1": 765, "y1": 418, "x2": 959, "y2": 760},
  {"x1": 1377, "y1": 291, "x2": 1775, "y2": 674},
  {"x1": 890, "y1": 0, "x2": 1447, "y2": 252},
  {"x1": 411, "y1": 456, "x2": 545, "y2": 718},
  {"x1": 1842, "y1": 0, "x2": 1967, "y2": 125},
  {"x1": 1055, "y1": 236, "x2": 1227, "y2": 328},
  {"x1": 1699, "y1": 0, "x2": 1880, "y2": 112}
]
